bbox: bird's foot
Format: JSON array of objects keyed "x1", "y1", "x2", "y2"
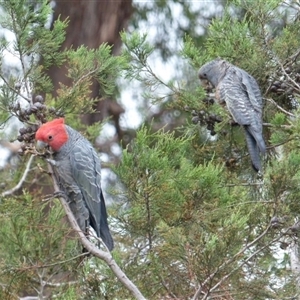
[{"x1": 42, "y1": 191, "x2": 67, "y2": 202}]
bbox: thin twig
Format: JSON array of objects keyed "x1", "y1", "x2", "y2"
[
  {"x1": 48, "y1": 164, "x2": 146, "y2": 300},
  {"x1": 73, "y1": 69, "x2": 98, "y2": 89},
  {"x1": 30, "y1": 277, "x2": 78, "y2": 288},
  {"x1": 276, "y1": 57, "x2": 300, "y2": 91},
  {"x1": 1, "y1": 155, "x2": 34, "y2": 197},
  {"x1": 284, "y1": 72, "x2": 300, "y2": 91},
  {"x1": 265, "y1": 138, "x2": 294, "y2": 150},
  {"x1": 265, "y1": 98, "x2": 296, "y2": 117},
  {"x1": 160, "y1": 275, "x2": 178, "y2": 299},
  {"x1": 192, "y1": 224, "x2": 272, "y2": 300},
  {"x1": 0, "y1": 73, "x2": 31, "y2": 103},
  {"x1": 220, "y1": 182, "x2": 264, "y2": 188},
  {"x1": 8, "y1": 253, "x2": 88, "y2": 272},
  {"x1": 287, "y1": 47, "x2": 300, "y2": 64},
  {"x1": 263, "y1": 122, "x2": 293, "y2": 129},
  {"x1": 201, "y1": 227, "x2": 290, "y2": 299}
]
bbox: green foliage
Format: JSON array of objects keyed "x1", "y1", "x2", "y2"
[
  {"x1": 183, "y1": 13, "x2": 269, "y2": 85},
  {"x1": 271, "y1": 112, "x2": 287, "y2": 126},
  {"x1": 121, "y1": 31, "x2": 167, "y2": 99},
  {"x1": 268, "y1": 112, "x2": 291, "y2": 145},
  {"x1": 0, "y1": 193, "x2": 80, "y2": 298},
  {"x1": 122, "y1": 31, "x2": 204, "y2": 115},
  {"x1": 118, "y1": 0, "x2": 300, "y2": 298},
  {"x1": 0, "y1": 0, "x2": 67, "y2": 98},
  {"x1": 177, "y1": 86, "x2": 206, "y2": 110},
  {"x1": 67, "y1": 44, "x2": 127, "y2": 97},
  {"x1": 112, "y1": 126, "x2": 282, "y2": 298},
  {"x1": 206, "y1": 14, "x2": 255, "y2": 60},
  {"x1": 1, "y1": 0, "x2": 300, "y2": 299},
  {"x1": 121, "y1": 31, "x2": 155, "y2": 73},
  {"x1": 0, "y1": 1, "x2": 128, "y2": 129},
  {"x1": 53, "y1": 44, "x2": 128, "y2": 117},
  {"x1": 181, "y1": 34, "x2": 207, "y2": 68}
]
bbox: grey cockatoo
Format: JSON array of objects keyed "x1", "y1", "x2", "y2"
[
  {"x1": 198, "y1": 58, "x2": 266, "y2": 172},
  {"x1": 35, "y1": 118, "x2": 114, "y2": 251}
]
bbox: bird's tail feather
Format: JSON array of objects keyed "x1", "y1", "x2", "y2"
[
  {"x1": 243, "y1": 127, "x2": 262, "y2": 172},
  {"x1": 247, "y1": 126, "x2": 266, "y2": 154},
  {"x1": 100, "y1": 191, "x2": 114, "y2": 251}
]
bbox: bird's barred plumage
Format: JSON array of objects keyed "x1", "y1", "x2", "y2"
[{"x1": 198, "y1": 58, "x2": 266, "y2": 172}]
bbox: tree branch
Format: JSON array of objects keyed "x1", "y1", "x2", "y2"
[
  {"x1": 265, "y1": 98, "x2": 295, "y2": 118},
  {"x1": 1, "y1": 154, "x2": 34, "y2": 197},
  {"x1": 31, "y1": 277, "x2": 78, "y2": 288},
  {"x1": 266, "y1": 138, "x2": 294, "y2": 150},
  {"x1": 278, "y1": 60, "x2": 300, "y2": 91},
  {"x1": 8, "y1": 253, "x2": 88, "y2": 272},
  {"x1": 201, "y1": 227, "x2": 290, "y2": 299},
  {"x1": 263, "y1": 122, "x2": 293, "y2": 129},
  {"x1": 192, "y1": 223, "x2": 272, "y2": 300},
  {"x1": 48, "y1": 164, "x2": 146, "y2": 300}
]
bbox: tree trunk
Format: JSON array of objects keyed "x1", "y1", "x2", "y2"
[
  {"x1": 290, "y1": 240, "x2": 300, "y2": 294},
  {"x1": 48, "y1": 0, "x2": 133, "y2": 131}
]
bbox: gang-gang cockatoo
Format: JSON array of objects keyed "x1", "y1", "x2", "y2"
[
  {"x1": 198, "y1": 58, "x2": 266, "y2": 172},
  {"x1": 35, "y1": 118, "x2": 114, "y2": 251}
]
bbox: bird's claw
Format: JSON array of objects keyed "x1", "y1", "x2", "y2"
[
  {"x1": 43, "y1": 191, "x2": 68, "y2": 202},
  {"x1": 53, "y1": 191, "x2": 68, "y2": 200}
]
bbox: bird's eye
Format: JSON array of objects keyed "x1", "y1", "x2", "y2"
[
  {"x1": 203, "y1": 73, "x2": 207, "y2": 77},
  {"x1": 48, "y1": 135, "x2": 53, "y2": 140}
]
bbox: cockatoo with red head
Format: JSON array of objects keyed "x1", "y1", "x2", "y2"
[{"x1": 35, "y1": 118, "x2": 114, "y2": 251}]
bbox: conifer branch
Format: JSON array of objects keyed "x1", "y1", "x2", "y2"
[
  {"x1": 1, "y1": 154, "x2": 34, "y2": 197},
  {"x1": 265, "y1": 98, "x2": 296, "y2": 118},
  {"x1": 201, "y1": 227, "x2": 290, "y2": 299},
  {"x1": 263, "y1": 122, "x2": 293, "y2": 129},
  {"x1": 277, "y1": 60, "x2": 300, "y2": 91},
  {"x1": 192, "y1": 223, "x2": 273, "y2": 300},
  {"x1": 9, "y1": 253, "x2": 88, "y2": 271}
]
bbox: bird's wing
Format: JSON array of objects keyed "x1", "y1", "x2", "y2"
[
  {"x1": 218, "y1": 67, "x2": 266, "y2": 155},
  {"x1": 218, "y1": 67, "x2": 266, "y2": 166},
  {"x1": 70, "y1": 141, "x2": 113, "y2": 250},
  {"x1": 218, "y1": 67, "x2": 256, "y2": 126},
  {"x1": 238, "y1": 67, "x2": 263, "y2": 114},
  {"x1": 52, "y1": 152, "x2": 90, "y2": 232}
]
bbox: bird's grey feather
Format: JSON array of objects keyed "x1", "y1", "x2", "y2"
[
  {"x1": 243, "y1": 127, "x2": 262, "y2": 172},
  {"x1": 52, "y1": 126, "x2": 114, "y2": 251},
  {"x1": 198, "y1": 59, "x2": 266, "y2": 171}
]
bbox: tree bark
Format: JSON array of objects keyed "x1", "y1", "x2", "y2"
[
  {"x1": 290, "y1": 240, "x2": 300, "y2": 292},
  {"x1": 48, "y1": 0, "x2": 132, "y2": 129}
]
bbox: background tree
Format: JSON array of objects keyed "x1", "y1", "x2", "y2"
[
  {"x1": 48, "y1": 0, "x2": 132, "y2": 140},
  {"x1": 1, "y1": 0, "x2": 300, "y2": 299},
  {"x1": 116, "y1": 0, "x2": 300, "y2": 298}
]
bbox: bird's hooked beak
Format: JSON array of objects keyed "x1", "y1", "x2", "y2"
[{"x1": 36, "y1": 140, "x2": 48, "y2": 150}]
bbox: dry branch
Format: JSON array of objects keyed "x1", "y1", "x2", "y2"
[{"x1": 1, "y1": 154, "x2": 34, "y2": 197}]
